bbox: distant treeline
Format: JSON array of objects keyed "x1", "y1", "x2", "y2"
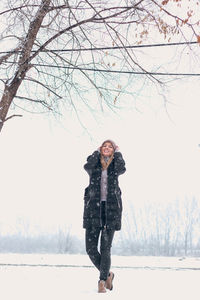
[
  {"x1": 0, "y1": 230, "x2": 85, "y2": 254},
  {"x1": 0, "y1": 197, "x2": 200, "y2": 256},
  {"x1": 116, "y1": 197, "x2": 200, "y2": 256}
]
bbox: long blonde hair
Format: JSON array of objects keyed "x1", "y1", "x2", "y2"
[{"x1": 100, "y1": 153, "x2": 114, "y2": 170}]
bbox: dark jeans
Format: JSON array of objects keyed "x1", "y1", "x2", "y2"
[{"x1": 85, "y1": 227, "x2": 115, "y2": 281}]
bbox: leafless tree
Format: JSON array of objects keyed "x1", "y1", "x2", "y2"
[
  {"x1": 119, "y1": 197, "x2": 200, "y2": 256},
  {"x1": 57, "y1": 225, "x2": 73, "y2": 253},
  {"x1": 0, "y1": 0, "x2": 199, "y2": 133},
  {"x1": 180, "y1": 197, "x2": 198, "y2": 256}
]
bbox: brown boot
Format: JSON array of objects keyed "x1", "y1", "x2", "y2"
[
  {"x1": 98, "y1": 280, "x2": 106, "y2": 293},
  {"x1": 105, "y1": 272, "x2": 114, "y2": 290}
]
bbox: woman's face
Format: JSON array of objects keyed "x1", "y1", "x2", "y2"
[{"x1": 101, "y1": 142, "x2": 114, "y2": 157}]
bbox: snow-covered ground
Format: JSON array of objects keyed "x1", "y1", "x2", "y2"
[{"x1": 0, "y1": 254, "x2": 199, "y2": 300}]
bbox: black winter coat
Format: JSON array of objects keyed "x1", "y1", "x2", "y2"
[{"x1": 83, "y1": 151, "x2": 126, "y2": 231}]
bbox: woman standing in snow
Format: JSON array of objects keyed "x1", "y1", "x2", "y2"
[{"x1": 83, "y1": 140, "x2": 126, "y2": 293}]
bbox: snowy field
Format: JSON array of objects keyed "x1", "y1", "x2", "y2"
[{"x1": 0, "y1": 254, "x2": 200, "y2": 300}]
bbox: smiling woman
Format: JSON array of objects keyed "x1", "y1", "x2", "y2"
[{"x1": 83, "y1": 139, "x2": 126, "y2": 293}]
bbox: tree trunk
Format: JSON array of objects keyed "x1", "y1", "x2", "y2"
[
  {"x1": 0, "y1": 83, "x2": 22, "y2": 132},
  {"x1": 0, "y1": 0, "x2": 51, "y2": 133}
]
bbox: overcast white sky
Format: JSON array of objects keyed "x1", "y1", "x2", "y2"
[{"x1": 1, "y1": 74, "x2": 200, "y2": 238}]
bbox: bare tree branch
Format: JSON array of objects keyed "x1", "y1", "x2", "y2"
[
  {"x1": 15, "y1": 95, "x2": 52, "y2": 110},
  {"x1": 0, "y1": 5, "x2": 40, "y2": 16},
  {"x1": 0, "y1": 46, "x2": 21, "y2": 65},
  {"x1": 0, "y1": 0, "x2": 199, "y2": 133},
  {"x1": 4, "y1": 114, "x2": 23, "y2": 122}
]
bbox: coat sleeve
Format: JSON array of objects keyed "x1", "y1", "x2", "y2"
[
  {"x1": 113, "y1": 152, "x2": 126, "y2": 176},
  {"x1": 84, "y1": 151, "x2": 100, "y2": 176}
]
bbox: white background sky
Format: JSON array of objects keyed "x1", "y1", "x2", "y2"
[
  {"x1": 1, "y1": 74, "x2": 200, "y2": 238},
  {"x1": 0, "y1": 1, "x2": 200, "y2": 239}
]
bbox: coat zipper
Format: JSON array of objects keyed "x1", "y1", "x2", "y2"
[
  {"x1": 100, "y1": 200, "x2": 102, "y2": 228},
  {"x1": 103, "y1": 189, "x2": 108, "y2": 230},
  {"x1": 86, "y1": 199, "x2": 91, "y2": 208},
  {"x1": 115, "y1": 190, "x2": 121, "y2": 209},
  {"x1": 117, "y1": 199, "x2": 120, "y2": 209},
  {"x1": 100, "y1": 200, "x2": 107, "y2": 230}
]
